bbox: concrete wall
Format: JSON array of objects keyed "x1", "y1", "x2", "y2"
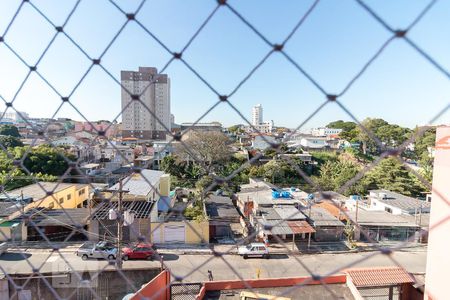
[
  {"x1": 425, "y1": 126, "x2": 450, "y2": 300},
  {"x1": 131, "y1": 270, "x2": 170, "y2": 300},
  {"x1": 186, "y1": 221, "x2": 209, "y2": 244},
  {"x1": 7, "y1": 269, "x2": 160, "y2": 300},
  {"x1": 0, "y1": 222, "x2": 27, "y2": 242}
]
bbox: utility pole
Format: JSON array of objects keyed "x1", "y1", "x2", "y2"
[
  {"x1": 117, "y1": 178, "x2": 123, "y2": 269},
  {"x1": 418, "y1": 203, "x2": 423, "y2": 243},
  {"x1": 106, "y1": 177, "x2": 129, "y2": 269}
]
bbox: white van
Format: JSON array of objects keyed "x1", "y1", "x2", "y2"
[{"x1": 238, "y1": 243, "x2": 269, "y2": 259}]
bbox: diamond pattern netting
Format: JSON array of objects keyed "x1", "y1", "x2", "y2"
[{"x1": 0, "y1": 0, "x2": 448, "y2": 299}]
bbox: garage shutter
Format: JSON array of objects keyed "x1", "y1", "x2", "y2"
[
  {"x1": 152, "y1": 226, "x2": 161, "y2": 243},
  {"x1": 164, "y1": 225, "x2": 185, "y2": 243}
]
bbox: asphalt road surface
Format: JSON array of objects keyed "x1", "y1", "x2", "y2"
[{"x1": 0, "y1": 247, "x2": 427, "y2": 283}]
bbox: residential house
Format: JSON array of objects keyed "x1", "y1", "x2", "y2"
[
  {"x1": 134, "y1": 155, "x2": 154, "y2": 169},
  {"x1": 251, "y1": 135, "x2": 276, "y2": 150},
  {"x1": 346, "y1": 190, "x2": 431, "y2": 215},
  {"x1": 255, "y1": 206, "x2": 315, "y2": 245},
  {"x1": 302, "y1": 207, "x2": 345, "y2": 242},
  {"x1": 6, "y1": 182, "x2": 89, "y2": 215},
  {"x1": 344, "y1": 210, "x2": 420, "y2": 242},
  {"x1": 299, "y1": 136, "x2": 330, "y2": 150},
  {"x1": 311, "y1": 127, "x2": 343, "y2": 137},
  {"x1": 22, "y1": 208, "x2": 90, "y2": 242},
  {"x1": 89, "y1": 170, "x2": 170, "y2": 242},
  {"x1": 236, "y1": 180, "x2": 314, "y2": 244},
  {"x1": 0, "y1": 183, "x2": 89, "y2": 241},
  {"x1": 205, "y1": 195, "x2": 242, "y2": 242}
]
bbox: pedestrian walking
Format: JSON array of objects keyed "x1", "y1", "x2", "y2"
[{"x1": 207, "y1": 270, "x2": 213, "y2": 281}]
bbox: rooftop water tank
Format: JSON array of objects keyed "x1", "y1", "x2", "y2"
[{"x1": 281, "y1": 191, "x2": 291, "y2": 198}]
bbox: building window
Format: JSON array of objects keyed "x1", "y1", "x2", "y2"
[
  {"x1": 67, "y1": 194, "x2": 71, "y2": 200},
  {"x1": 48, "y1": 202, "x2": 54, "y2": 209},
  {"x1": 385, "y1": 207, "x2": 392, "y2": 213},
  {"x1": 59, "y1": 198, "x2": 64, "y2": 204}
]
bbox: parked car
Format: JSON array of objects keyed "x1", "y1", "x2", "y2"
[
  {"x1": 122, "y1": 243, "x2": 156, "y2": 261},
  {"x1": 238, "y1": 243, "x2": 269, "y2": 259},
  {"x1": 0, "y1": 242, "x2": 7, "y2": 257},
  {"x1": 76, "y1": 241, "x2": 117, "y2": 260}
]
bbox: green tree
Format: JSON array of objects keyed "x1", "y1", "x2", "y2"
[
  {"x1": 0, "y1": 125, "x2": 21, "y2": 137},
  {"x1": 326, "y1": 120, "x2": 357, "y2": 133},
  {"x1": 313, "y1": 159, "x2": 361, "y2": 194},
  {"x1": 361, "y1": 157, "x2": 425, "y2": 197},
  {"x1": 262, "y1": 160, "x2": 284, "y2": 183},
  {"x1": 413, "y1": 127, "x2": 436, "y2": 159},
  {"x1": 0, "y1": 136, "x2": 23, "y2": 148},
  {"x1": 160, "y1": 155, "x2": 185, "y2": 178},
  {"x1": 13, "y1": 145, "x2": 75, "y2": 176},
  {"x1": 0, "y1": 169, "x2": 57, "y2": 191}
]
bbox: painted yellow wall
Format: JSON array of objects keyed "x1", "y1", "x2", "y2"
[
  {"x1": 185, "y1": 221, "x2": 209, "y2": 244},
  {"x1": 159, "y1": 174, "x2": 170, "y2": 197},
  {"x1": 150, "y1": 220, "x2": 209, "y2": 244},
  {"x1": 0, "y1": 226, "x2": 11, "y2": 241},
  {"x1": 8, "y1": 185, "x2": 89, "y2": 221},
  {"x1": 26, "y1": 185, "x2": 89, "y2": 210}
]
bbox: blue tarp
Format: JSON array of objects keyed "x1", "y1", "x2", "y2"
[{"x1": 158, "y1": 196, "x2": 172, "y2": 212}]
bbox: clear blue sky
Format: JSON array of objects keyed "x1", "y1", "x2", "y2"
[{"x1": 0, "y1": 0, "x2": 449, "y2": 129}]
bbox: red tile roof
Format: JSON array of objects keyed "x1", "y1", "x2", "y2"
[
  {"x1": 287, "y1": 221, "x2": 316, "y2": 234},
  {"x1": 346, "y1": 267, "x2": 415, "y2": 287}
]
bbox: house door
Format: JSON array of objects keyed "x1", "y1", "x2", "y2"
[{"x1": 164, "y1": 225, "x2": 185, "y2": 243}]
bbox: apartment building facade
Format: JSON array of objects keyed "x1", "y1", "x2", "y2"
[{"x1": 121, "y1": 67, "x2": 171, "y2": 141}]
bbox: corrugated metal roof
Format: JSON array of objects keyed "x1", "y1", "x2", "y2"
[
  {"x1": 92, "y1": 200, "x2": 153, "y2": 220},
  {"x1": 260, "y1": 220, "x2": 293, "y2": 235},
  {"x1": 369, "y1": 190, "x2": 431, "y2": 212},
  {"x1": 287, "y1": 221, "x2": 315, "y2": 234},
  {"x1": 109, "y1": 170, "x2": 165, "y2": 196},
  {"x1": 346, "y1": 267, "x2": 415, "y2": 287},
  {"x1": 205, "y1": 196, "x2": 240, "y2": 222},
  {"x1": 30, "y1": 208, "x2": 90, "y2": 227},
  {"x1": 345, "y1": 210, "x2": 419, "y2": 228},
  {"x1": 274, "y1": 207, "x2": 306, "y2": 221},
  {"x1": 305, "y1": 207, "x2": 344, "y2": 227}
]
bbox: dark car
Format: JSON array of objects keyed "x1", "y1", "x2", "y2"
[{"x1": 122, "y1": 243, "x2": 156, "y2": 260}]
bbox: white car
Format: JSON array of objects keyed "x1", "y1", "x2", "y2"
[
  {"x1": 238, "y1": 243, "x2": 269, "y2": 259},
  {"x1": 76, "y1": 242, "x2": 117, "y2": 261},
  {"x1": 0, "y1": 242, "x2": 7, "y2": 256}
]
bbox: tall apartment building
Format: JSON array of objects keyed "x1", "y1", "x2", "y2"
[
  {"x1": 252, "y1": 104, "x2": 263, "y2": 126},
  {"x1": 121, "y1": 67, "x2": 171, "y2": 140}
]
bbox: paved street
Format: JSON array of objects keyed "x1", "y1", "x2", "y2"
[{"x1": 0, "y1": 247, "x2": 427, "y2": 282}]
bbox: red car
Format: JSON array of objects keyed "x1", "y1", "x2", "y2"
[{"x1": 122, "y1": 243, "x2": 156, "y2": 260}]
